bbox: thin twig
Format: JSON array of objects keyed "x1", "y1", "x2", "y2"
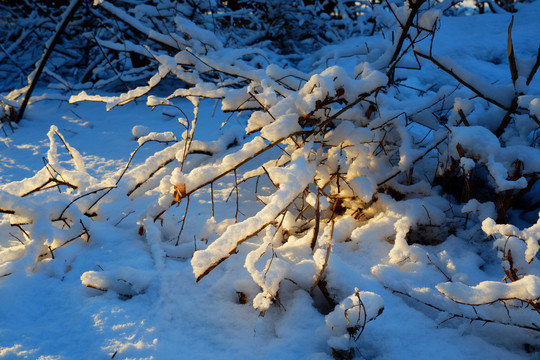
[
  {"x1": 210, "y1": 182, "x2": 215, "y2": 218},
  {"x1": 310, "y1": 222, "x2": 333, "y2": 291},
  {"x1": 378, "y1": 135, "x2": 448, "y2": 186},
  {"x1": 526, "y1": 47, "x2": 540, "y2": 86},
  {"x1": 310, "y1": 188, "x2": 321, "y2": 250},
  {"x1": 507, "y1": 16, "x2": 518, "y2": 87},
  {"x1": 11, "y1": 224, "x2": 30, "y2": 239},
  {"x1": 390, "y1": 287, "x2": 540, "y2": 332},
  {"x1": 21, "y1": 177, "x2": 78, "y2": 198},
  {"x1": 234, "y1": 169, "x2": 239, "y2": 223},
  {"x1": 176, "y1": 195, "x2": 190, "y2": 246},
  {"x1": 16, "y1": 0, "x2": 84, "y2": 123},
  {"x1": 8, "y1": 232, "x2": 24, "y2": 244},
  {"x1": 426, "y1": 253, "x2": 451, "y2": 281},
  {"x1": 54, "y1": 186, "x2": 115, "y2": 222},
  {"x1": 386, "y1": 0, "x2": 427, "y2": 82}
]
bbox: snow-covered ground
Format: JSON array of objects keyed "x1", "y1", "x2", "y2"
[
  {"x1": 1, "y1": 1, "x2": 540, "y2": 359},
  {"x1": 0, "y1": 98, "x2": 527, "y2": 360}
]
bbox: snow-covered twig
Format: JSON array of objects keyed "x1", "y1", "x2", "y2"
[{"x1": 16, "y1": 0, "x2": 84, "y2": 123}]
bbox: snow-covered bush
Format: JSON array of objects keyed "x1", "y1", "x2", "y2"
[
  {"x1": 0, "y1": 0, "x2": 368, "y2": 97},
  {"x1": 1, "y1": 0, "x2": 539, "y2": 357}
]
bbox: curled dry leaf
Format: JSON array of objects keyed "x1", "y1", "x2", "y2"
[{"x1": 174, "y1": 183, "x2": 187, "y2": 204}]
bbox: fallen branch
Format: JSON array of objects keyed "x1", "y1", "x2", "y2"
[{"x1": 15, "y1": 0, "x2": 84, "y2": 123}]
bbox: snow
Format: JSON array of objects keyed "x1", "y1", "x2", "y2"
[
  {"x1": 482, "y1": 216, "x2": 540, "y2": 264},
  {"x1": 1, "y1": 1, "x2": 540, "y2": 359},
  {"x1": 323, "y1": 290, "x2": 384, "y2": 351},
  {"x1": 191, "y1": 154, "x2": 316, "y2": 281},
  {"x1": 136, "y1": 131, "x2": 176, "y2": 146},
  {"x1": 437, "y1": 275, "x2": 540, "y2": 305}
]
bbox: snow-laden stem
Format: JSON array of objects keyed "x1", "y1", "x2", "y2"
[
  {"x1": 16, "y1": 0, "x2": 83, "y2": 123},
  {"x1": 391, "y1": 287, "x2": 540, "y2": 333},
  {"x1": 97, "y1": 1, "x2": 186, "y2": 52},
  {"x1": 414, "y1": 49, "x2": 511, "y2": 110},
  {"x1": 192, "y1": 154, "x2": 315, "y2": 282},
  {"x1": 151, "y1": 131, "x2": 307, "y2": 221},
  {"x1": 386, "y1": 0, "x2": 428, "y2": 82}
]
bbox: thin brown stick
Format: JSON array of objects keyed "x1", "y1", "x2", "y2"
[
  {"x1": 8, "y1": 232, "x2": 24, "y2": 244},
  {"x1": 440, "y1": 289, "x2": 540, "y2": 312},
  {"x1": 195, "y1": 219, "x2": 276, "y2": 282},
  {"x1": 531, "y1": 114, "x2": 540, "y2": 127},
  {"x1": 39, "y1": 228, "x2": 89, "y2": 258},
  {"x1": 12, "y1": 224, "x2": 30, "y2": 239},
  {"x1": 54, "y1": 129, "x2": 78, "y2": 163},
  {"x1": 176, "y1": 195, "x2": 190, "y2": 246},
  {"x1": 310, "y1": 189, "x2": 320, "y2": 250},
  {"x1": 507, "y1": 16, "x2": 518, "y2": 87},
  {"x1": 43, "y1": 157, "x2": 75, "y2": 193},
  {"x1": 386, "y1": 31, "x2": 424, "y2": 79},
  {"x1": 386, "y1": 0, "x2": 427, "y2": 82},
  {"x1": 526, "y1": 47, "x2": 540, "y2": 86},
  {"x1": 457, "y1": 109, "x2": 470, "y2": 126},
  {"x1": 391, "y1": 287, "x2": 540, "y2": 332},
  {"x1": 262, "y1": 165, "x2": 278, "y2": 188},
  {"x1": 249, "y1": 92, "x2": 276, "y2": 120},
  {"x1": 15, "y1": 0, "x2": 84, "y2": 123},
  {"x1": 54, "y1": 186, "x2": 115, "y2": 222},
  {"x1": 494, "y1": 97, "x2": 518, "y2": 137},
  {"x1": 21, "y1": 177, "x2": 78, "y2": 198},
  {"x1": 210, "y1": 182, "x2": 215, "y2": 218},
  {"x1": 426, "y1": 253, "x2": 451, "y2": 281},
  {"x1": 234, "y1": 169, "x2": 239, "y2": 223}
]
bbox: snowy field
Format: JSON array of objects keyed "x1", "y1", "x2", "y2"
[{"x1": 1, "y1": 1, "x2": 540, "y2": 359}]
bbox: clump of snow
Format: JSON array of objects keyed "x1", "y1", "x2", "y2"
[
  {"x1": 459, "y1": 157, "x2": 475, "y2": 174},
  {"x1": 419, "y1": 9, "x2": 441, "y2": 30},
  {"x1": 482, "y1": 216, "x2": 540, "y2": 265},
  {"x1": 461, "y1": 199, "x2": 496, "y2": 221},
  {"x1": 81, "y1": 267, "x2": 154, "y2": 296},
  {"x1": 323, "y1": 289, "x2": 384, "y2": 350},
  {"x1": 136, "y1": 131, "x2": 176, "y2": 146},
  {"x1": 132, "y1": 125, "x2": 150, "y2": 140},
  {"x1": 306, "y1": 192, "x2": 330, "y2": 211},
  {"x1": 450, "y1": 126, "x2": 500, "y2": 160},
  {"x1": 437, "y1": 275, "x2": 540, "y2": 305},
  {"x1": 519, "y1": 96, "x2": 540, "y2": 119}
]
